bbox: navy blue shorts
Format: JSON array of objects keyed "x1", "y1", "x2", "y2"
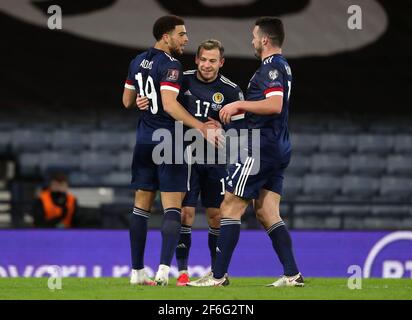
[
  {"x1": 131, "y1": 143, "x2": 189, "y2": 192},
  {"x1": 226, "y1": 154, "x2": 290, "y2": 200},
  {"x1": 183, "y1": 164, "x2": 227, "y2": 208}
]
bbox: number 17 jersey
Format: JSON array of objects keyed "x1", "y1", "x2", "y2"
[{"x1": 124, "y1": 47, "x2": 183, "y2": 143}]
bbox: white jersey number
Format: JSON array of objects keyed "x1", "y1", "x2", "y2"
[
  {"x1": 287, "y1": 80, "x2": 292, "y2": 101},
  {"x1": 195, "y1": 100, "x2": 211, "y2": 118},
  {"x1": 135, "y1": 73, "x2": 158, "y2": 114}
]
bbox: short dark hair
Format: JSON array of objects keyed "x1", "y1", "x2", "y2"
[
  {"x1": 196, "y1": 39, "x2": 225, "y2": 59},
  {"x1": 49, "y1": 172, "x2": 68, "y2": 184},
  {"x1": 153, "y1": 15, "x2": 185, "y2": 41},
  {"x1": 255, "y1": 17, "x2": 285, "y2": 47}
]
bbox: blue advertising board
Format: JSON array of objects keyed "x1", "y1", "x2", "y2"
[{"x1": 0, "y1": 230, "x2": 411, "y2": 278}]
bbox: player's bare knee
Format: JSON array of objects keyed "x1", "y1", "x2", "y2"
[
  {"x1": 255, "y1": 207, "x2": 265, "y2": 222},
  {"x1": 206, "y1": 208, "x2": 221, "y2": 228},
  {"x1": 134, "y1": 190, "x2": 155, "y2": 211},
  {"x1": 160, "y1": 192, "x2": 184, "y2": 209},
  {"x1": 220, "y1": 193, "x2": 248, "y2": 220},
  {"x1": 181, "y1": 207, "x2": 195, "y2": 226}
]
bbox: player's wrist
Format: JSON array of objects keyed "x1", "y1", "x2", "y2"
[{"x1": 236, "y1": 100, "x2": 246, "y2": 112}]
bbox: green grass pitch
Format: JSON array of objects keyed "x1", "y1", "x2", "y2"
[{"x1": 0, "y1": 278, "x2": 411, "y2": 300}]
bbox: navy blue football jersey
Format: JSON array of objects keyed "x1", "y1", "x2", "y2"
[
  {"x1": 245, "y1": 53, "x2": 292, "y2": 162},
  {"x1": 125, "y1": 47, "x2": 183, "y2": 143},
  {"x1": 178, "y1": 70, "x2": 245, "y2": 164},
  {"x1": 178, "y1": 70, "x2": 244, "y2": 127}
]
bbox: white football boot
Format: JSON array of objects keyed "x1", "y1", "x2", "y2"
[
  {"x1": 186, "y1": 271, "x2": 212, "y2": 285},
  {"x1": 130, "y1": 268, "x2": 156, "y2": 286},
  {"x1": 154, "y1": 264, "x2": 170, "y2": 286},
  {"x1": 266, "y1": 273, "x2": 305, "y2": 287},
  {"x1": 186, "y1": 272, "x2": 229, "y2": 287}
]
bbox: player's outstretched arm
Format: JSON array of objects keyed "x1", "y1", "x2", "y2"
[{"x1": 219, "y1": 96, "x2": 282, "y2": 124}]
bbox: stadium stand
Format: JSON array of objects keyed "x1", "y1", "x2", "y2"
[
  {"x1": 0, "y1": 1, "x2": 411, "y2": 231},
  {"x1": 1, "y1": 114, "x2": 412, "y2": 230}
]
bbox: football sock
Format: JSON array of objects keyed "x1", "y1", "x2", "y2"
[
  {"x1": 208, "y1": 226, "x2": 220, "y2": 271},
  {"x1": 176, "y1": 224, "x2": 192, "y2": 271},
  {"x1": 129, "y1": 207, "x2": 150, "y2": 270},
  {"x1": 267, "y1": 221, "x2": 299, "y2": 276},
  {"x1": 213, "y1": 218, "x2": 241, "y2": 279},
  {"x1": 160, "y1": 207, "x2": 182, "y2": 266}
]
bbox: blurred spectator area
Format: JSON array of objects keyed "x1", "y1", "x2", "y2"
[{"x1": 1, "y1": 110, "x2": 412, "y2": 230}]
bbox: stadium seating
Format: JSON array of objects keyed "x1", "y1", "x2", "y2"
[
  {"x1": 386, "y1": 155, "x2": 412, "y2": 176},
  {"x1": 19, "y1": 152, "x2": 41, "y2": 175},
  {"x1": 80, "y1": 151, "x2": 118, "y2": 174},
  {"x1": 303, "y1": 174, "x2": 342, "y2": 197},
  {"x1": 282, "y1": 175, "x2": 303, "y2": 198},
  {"x1": 341, "y1": 175, "x2": 379, "y2": 199},
  {"x1": 319, "y1": 133, "x2": 356, "y2": 154},
  {"x1": 2, "y1": 114, "x2": 412, "y2": 230},
  {"x1": 356, "y1": 134, "x2": 394, "y2": 154},
  {"x1": 118, "y1": 151, "x2": 133, "y2": 171},
  {"x1": 11, "y1": 129, "x2": 50, "y2": 152},
  {"x1": 311, "y1": 153, "x2": 348, "y2": 174},
  {"x1": 348, "y1": 154, "x2": 386, "y2": 176},
  {"x1": 51, "y1": 130, "x2": 89, "y2": 151},
  {"x1": 379, "y1": 176, "x2": 412, "y2": 199},
  {"x1": 0, "y1": 131, "x2": 11, "y2": 153},
  {"x1": 101, "y1": 171, "x2": 130, "y2": 186},
  {"x1": 287, "y1": 155, "x2": 311, "y2": 175},
  {"x1": 39, "y1": 151, "x2": 80, "y2": 173},
  {"x1": 290, "y1": 133, "x2": 320, "y2": 154},
  {"x1": 394, "y1": 134, "x2": 412, "y2": 154},
  {"x1": 89, "y1": 131, "x2": 132, "y2": 151}
]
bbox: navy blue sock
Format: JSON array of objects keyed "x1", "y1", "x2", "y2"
[
  {"x1": 267, "y1": 221, "x2": 299, "y2": 276},
  {"x1": 208, "y1": 226, "x2": 220, "y2": 271},
  {"x1": 129, "y1": 207, "x2": 150, "y2": 270},
  {"x1": 213, "y1": 218, "x2": 241, "y2": 279},
  {"x1": 160, "y1": 208, "x2": 182, "y2": 266},
  {"x1": 176, "y1": 224, "x2": 192, "y2": 271}
]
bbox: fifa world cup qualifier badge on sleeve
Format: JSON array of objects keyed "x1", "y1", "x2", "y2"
[
  {"x1": 166, "y1": 69, "x2": 179, "y2": 81},
  {"x1": 268, "y1": 69, "x2": 279, "y2": 80}
]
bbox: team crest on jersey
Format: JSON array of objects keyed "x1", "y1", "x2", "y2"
[
  {"x1": 166, "y1": 69, "x2": 179, "y2": 81},
  {"x1": 212, "y1": 92, "x2": 224, "y2": 104},
  {"x1": 269, "y1": 69, "x2": 279, "y2": 80}
]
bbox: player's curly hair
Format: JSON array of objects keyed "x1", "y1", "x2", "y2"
[
  {"x1": 153, "y1": 15, "x2": 185, "y2": 41},
  {"x1": 255, "y1": 17, "x2": 285, "y2": 47}
]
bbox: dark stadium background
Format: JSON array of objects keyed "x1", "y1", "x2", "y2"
[
  {"x1": 1, "y1": 1, "x2": 410, "y2": 114},
  {"x1": 0, "y1": 0, "x2": 412, "y2": 281}
]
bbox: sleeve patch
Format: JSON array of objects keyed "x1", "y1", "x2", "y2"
[
  {"x1": 166, "y1": 69, "x2": 180, "y2": 81},
  {"x1": 268, "y1": 69, "x2": 279, "y2": 80}
]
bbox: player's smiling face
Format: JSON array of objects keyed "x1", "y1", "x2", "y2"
[
  {"x1": 252, "y1": 25, "x2": 263, "y2": 59},
  {"x1": 168, "y1": 25, "x2": 188, "y2": 56},
  {"x1": 195, "y1": 48, "x2": 224, "y2": 83}
]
